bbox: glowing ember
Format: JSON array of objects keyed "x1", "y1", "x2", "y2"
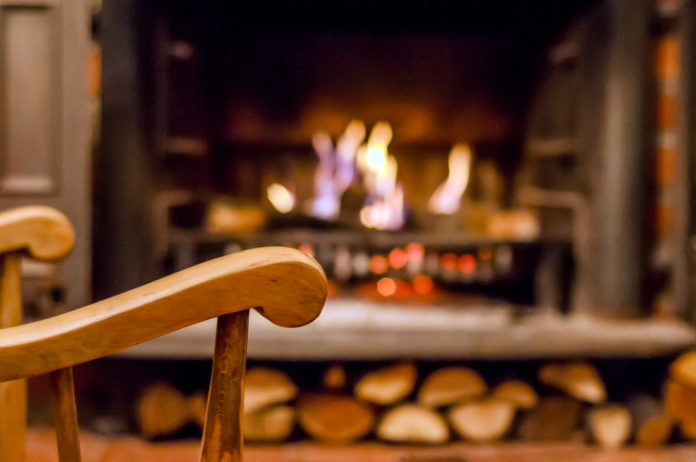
[
  {"x1": 370, "y1": 255, "x2": 389, "y2": 274},
  {"x1": 267, "y1": 183, "x2": 295, "y2": 213},
  {"x1": 377, "y1": 277, "x2": 397, "y2": 297},
  {"x1": 297, "y1": 244, "x2": 314, "y2": 257},
  {"x1": 388, "y1": 248, "x2": 408, "y2": 269},
  {"x1": 441, "y1": 253, "x2": 458, "y2": 272},
  {"x1": 428, "y1": 143, "x2": 473, "y2": 215},
  {"x1": 406, "y1": 242, "x2": 425, "y2": 260},
  {"x1": 412, "y1": 275, "x2": 434, "y2": 295},
  {"x1": 458, "y1": 254, "x2": 476, "y2": 274}
]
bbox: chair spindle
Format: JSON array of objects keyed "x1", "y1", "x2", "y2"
[
  {"x1": 50, "y1": 367, "x2": 81, "y2": 462},
  {"x1": 0, "y1": 253, "x2": 25, "y2": 462},
  {"x1": 200, "y1": 310, "x2": 249, "y2": 462}
]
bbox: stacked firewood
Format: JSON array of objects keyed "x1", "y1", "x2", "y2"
[{"x1": 135, "y1": 353, "x2": 696, "y2": 446}]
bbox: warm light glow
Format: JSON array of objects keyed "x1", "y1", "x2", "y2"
[
  {"x1": 478, "y1": 246, "x2": 494, "y2": 261},
  {"x1": 370, "y1": 255, "x2": 389, "y2": 274},
  {"x1": 358, "y1": 122, "x2": 405, "y2": 230},
  {"x1": 428, "y1": 143, "x2": 473, "y2": 215},
  {"x1": 267, "y1": 183, "x2": 295, "y2": 213},
  {"x1": 298, "y1": 244, "x2": 314, "y2": 257},
  {"x1": 307, "y1": 121, "x2": 366, "y2": 220},
  {"x1": 458, "y1": 254, "x2": 476, "y2": 274},
  {"x1": 406, "y1": 242, "x2": 425, "y2": 261},
  {"x1": 441, "y1": 253, "x2": 458, "y2": 272},
  {"x1": 388, "y1": 248, "x2": 408, "y2": 269},
  {"x1": 377, "y1": 277, "x2": 397, "y2": 297},
  {"x1": 412, "y1": 275, "x2": 434, "y2": 295}
]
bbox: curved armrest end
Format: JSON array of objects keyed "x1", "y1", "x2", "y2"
[
  {"x1": 0, "y1": 247, "x2": 327, "y2": 381},
  {"x1": 0, "y1": 206, "x2": 75, "y2": 260},
  {"x1": 249, "y1": 248, "x2": 328, "y2": 328}
]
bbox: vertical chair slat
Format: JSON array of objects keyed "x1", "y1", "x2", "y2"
[
  {"x1": 200, "y1": 311, "x2": 250, "y2": 462},
  {"x1": 50, "y1": 367, "x2": 81, "y2": 462},
  {"x1": 0, "y1": 253, "x2": 25, "y2": 462}
]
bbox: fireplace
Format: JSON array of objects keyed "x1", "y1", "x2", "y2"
[{"x1": 95, "y1": 0, "x2": 696, "y2": 360}]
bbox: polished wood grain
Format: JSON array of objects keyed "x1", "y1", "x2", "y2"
[
  {"x1": 0, "y1": 247, "x2": 327, "y2": 382},
  {"x1": 0, "y1": 253, "x2": 26, "y2": 462},
  {"x1": 0, "y1": 206, "x2": 75, "y2": 261},
  {"x1": 200, "y1": 311, "x2": 249, "y2": 462},
  {"x1": 50, "y1": 368, "x2": 81, "y2": 462},
  {"x1": 0, "y1": 207, "x2": 74, "y2": 462}
]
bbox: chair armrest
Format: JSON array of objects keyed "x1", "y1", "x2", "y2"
[
  {"x1": 0, "y1": 206, "x2": 74, "y2": 260},
  {"x1": 0, "y1": 247, "x2": 327, "y2": 381}
]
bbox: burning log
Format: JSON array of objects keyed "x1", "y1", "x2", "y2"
[
  {"x1": 417, "y1": 366, "x2": 487, "y2": 408},
  {"x1": 244, "y1": 405, "x2": 296, "y2": 442},
  {"x1": 664, "y1": 379, "x2": 696, "y2": 439},
  {"x1": 587, "y1": 404, "x2": 632, "y2": 449},
  {"x1": 517, "y1": 395, "x2": 584, "y2": 441},
  {"x1": 355, "y1": 362, "x2": 417, "y2": 406},
  {"x1": 637, "y1": 415, "x2": 673, "y2": 446},
  {"x1": 492, "y1": 380, "x2": 539, "y2": 409},
  {"x1": 137, "y1": 382, "x2": 191, "y2": 438},
  {"x1": 669, "y1": 350, "x2": 696, "y2": 388},
  {"x1": 539, "y1": 362, "x2": 606, "y2": 404},
  {"x1": 448, "y1": 397, "x2": 516, "y2": 443},
  {"x1": 627, "y1": 394, "x2": 672, "y2": 447},
  {"x1": 245, "y1": 367, "x2": 298, "y2": 413},
  {"x1": 377, "y1": 403, "x2": 449, "y2": 444},
  {"x1": 297, "y1": 394, "x2": 374, "y2": 444}
]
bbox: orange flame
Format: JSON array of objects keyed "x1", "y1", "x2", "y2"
[
  {"x1": 357, "y1": 122, "x2": 405, "y2": 230},
  {"x1": 428, "y1": 143, "x2": 472, "y2": 215},
  {"x1": 267, "y1": 183, "x2": 295, "y2": 213}
]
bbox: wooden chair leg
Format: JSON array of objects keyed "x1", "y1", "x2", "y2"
[
  {"x1": 50, "y1": 367, "x2": 81, "y2": 462},
  {"x1": 200, "y1": 311, "x2": 249, "y2": 462},
  {"x1": 0, "y1": 253, "x2": 25, "y2": 462}
]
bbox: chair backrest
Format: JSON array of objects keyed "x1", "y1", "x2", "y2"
[
  {"x1": 0, "y1": 244, "x2": 327, "y2": 462},
  {"x1": 0, "y1": 207, "x2": 75, "y2": 462}
]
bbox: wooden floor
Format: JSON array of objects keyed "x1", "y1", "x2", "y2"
[{"x1": 26, "y1": 428, "x2": 696, "y2": 462}]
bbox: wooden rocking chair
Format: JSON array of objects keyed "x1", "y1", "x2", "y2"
[{"x1": 0, "y1": 207, "x2": 328, "y2": 462}]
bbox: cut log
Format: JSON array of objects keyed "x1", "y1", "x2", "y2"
[
  {"x1": 377, "y1": 403, "x2": 449, "y2": 444},
  {"x1": 418, "y1": 367, "x2": 487, "y2": 408},
  {"x1": 665, "y1": 379, "x2": 696, "y2": 424},
  {"x1": 681, "y1": 419, "x2": 696, "y2": 439},
  {"x1": 448, "y1": 397, "x2": 516, "y2": 443},
  {"x1": 492, "y1": 380, "x2": 539, "y2": 409},
  {"x1": 323, "y1": 363, "x2": 347, "y2": 391},
  {"x1": 244, "y1": 405, "x2": 296, "y2": 442},
  {"x1": 355, "y1": 362, "x2": 417, "y2": 406},
  {"x1": 664, "y1": 379, "x2": 696, "y2": 439},
  {"x1": 188, "y1": 392, "x2": 208, "y2": 428},
  {"x1": 636, "y1": 415, "x2": 673, "y2": 446},
  {"x1": 588, "y1": 404, "x2": 632, "y2": 449},
  {"x1": 539, "y1": 362, "x2": 606, "y2": 403},
  {"x1": 517, "y1": 395, "x2": 584, "y2": 441},
  {"x1": 297, "y1": 394, "x2": 374, "y2": 444},
  {"x1": 245, "y1": 367, "x2": 298, "y2": 414},
  {"x1": 627, "y1": 394, "x2": 672, "y2": 447},
  {"x1": 669, "y1": 350, "x2": 696, "y2": 388},
  {"x1": 137, "y1": 382, "x2": 190, "y2": 438}
]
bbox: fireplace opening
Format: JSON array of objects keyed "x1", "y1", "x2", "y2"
[{"x1": 97, "y1": 0, "x2": 658, "y2": 336}]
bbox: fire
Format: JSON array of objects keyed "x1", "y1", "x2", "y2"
[
  {"x1": 307, "y1": 120, "x2": 366, "y2": 220},
  {"x1": 428, "y1": 143, "x2": 473, "y2": 215},
  {"x1": 305, "y1": 119, "x2": 406, "y2": 230},
  {"x1": 266, "y1": 183, "x2": 295, "y2": 213},
  {"x1": 357, "y1": 122, "x2": 405, "y2": 230}
]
